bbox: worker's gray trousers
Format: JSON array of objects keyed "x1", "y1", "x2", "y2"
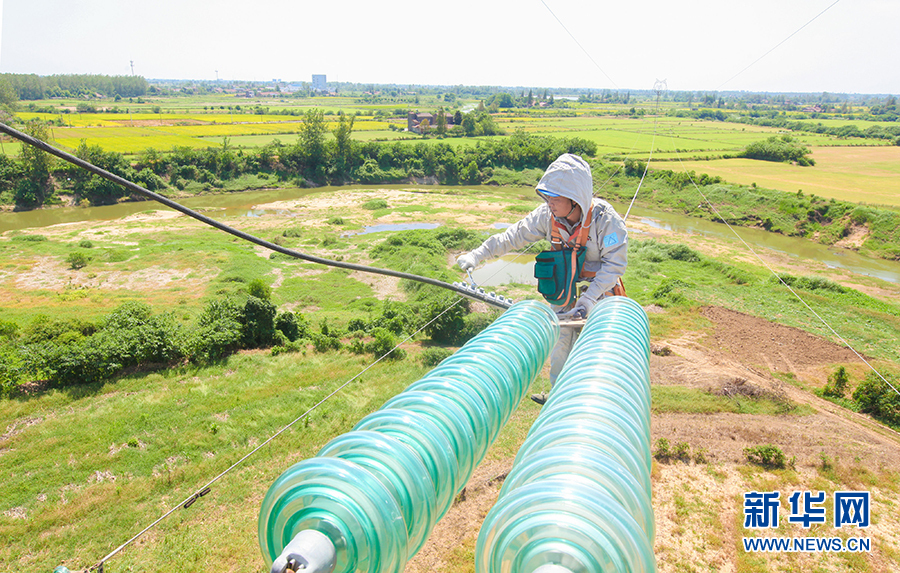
[{"x1": 549, "y1": 325, "x2": 579, "y2": 388}]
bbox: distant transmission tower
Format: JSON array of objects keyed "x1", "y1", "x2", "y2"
[
  {"x1": 130, "y1": 60, "x2": 135, "y2": 76},
  {"x1": 653, "y1": 79, "x2": 667, "y2": 111}
]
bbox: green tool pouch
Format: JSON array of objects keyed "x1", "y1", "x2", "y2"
[{"x1": 533, "y1": 247, "x2": 586, "y2": 306}]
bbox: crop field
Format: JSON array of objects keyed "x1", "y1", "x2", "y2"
[
  {"x1": 6, "y1": 94, "x2": 899, "y2": 207},
  {"x1": 674, "y1": 146, "x2": 900, "y2": 207}
]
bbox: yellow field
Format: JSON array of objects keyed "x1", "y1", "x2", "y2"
[{"x1": 672, "y1": 146, "x2": 900, "y2": 207}]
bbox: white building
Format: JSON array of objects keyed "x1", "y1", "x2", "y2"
[{"x1": 312, "y1": 75, "x2": 327, "y2": 92}]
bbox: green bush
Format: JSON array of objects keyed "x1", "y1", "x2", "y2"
[
  {"x1": 740, "y1": 135, "x2": 815, "y2": 166},
  {"x1": 0, "y1": 345, "x2": 25, "y2": 396},
  {"x1": 312, "y1": 319, "x2": 342, "y2": 353},
  {"x1": 34, "y1": 301, "x2": 183, "y2": 386},
  {"x1": 367, "y1": 327, "x2": 405, "y2": 360},
  {"x1": 418, "y1": 291, "x2": 469, "y2": 345},
  {"x1": 247, "y1": 278, "x2": 272, "y2": 301},
  {"x1": 22, "y1": 315, "x2": 97, "y2": 344},
  {"x1": 823, "y1": 366, "x2": 850, "y2": 398},
  {"x1": 419, "y1": 347, "x2": 453, "y2": 367},
  {"x1": 275, "y1": 311, "x2": 307, "y2": 342},
  {"x1": 271, "y1": 339, "x2": 307, "y2": 356},
  {"x1": 654, "y1": 438, "x2": 672, "y2": 462},
  {"x1": 853, "y1": 372, "x2": 900, "y2": 426},
  {"x1": 66, "y1": 252, "x2": 89, "y2": 269},
  {"x1": 362, "y1": 199, "x2": 389, "y2": 210},
  {"x1": 744, "y1": 444, "x2": 791, "y2": 469},
  {"x1": 187, "y1": 298, "x2": 243, "y2": 362},
  {"x1": 241, "y1": 296, "x2": 277, "y2": 348}
]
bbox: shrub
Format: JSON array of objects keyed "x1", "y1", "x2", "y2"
[
  {"x1": 271, "y1": 339, "x2": 306, "y2": 356},
  {"x1": 241, "y1": 296, "x2": 277, "y2": 348},
  {"x1": 419, "y1": 347, "x2": 453, "y2": 367},
  {"x1": 823, "y1": 366, "x2": 850, "y2": 398},
  {"x1": 362, "y1": 199, "x2": 389, "y2": 210},
  {"x1": 312, "y1": 319, "x2": 342, "y2": 353},
  {"x1": 35, "y1": 301, "x2": 183, "y2": 386},
  {"x1": 654, "y1": 438, "x2": 672, "y2": 462},
  {"x1": 367, "y1": 327, "x2": 405, "y2": 361},
  {"x1": 275, "y1": 311, "x2": 307, "y2": 342},
  {"x1": 187, "y1": 297, "x2": 243, "y2": 362},
  {"x1": 419, "y1": 291, "x2": 468, "y2": 345},
  {"x1": 312, "y1": 332, "x2": 342, "y2": 353},
  {"x1": 744, "y1": 444, "x2": 791, "y2": 469},
  {"x1": 347, "y1": 317, "x2": 369, "y2": 333},
  {"x1": 66, "y1": 252, "x2": 89, "y2": 269},
  {"x1": 247, "y1": 278, "x2": 272, "y2": 301},
  {"x1": 78, "y1": 239, "x2": 94, "y2": 248},
  {"x1": 0, "y1": 346, "x2": 25, "y2": 396},
  {"x1": 22, "y1": 315, "x2": 97, "y2": 344},
  {"x1": 672, "y1": 442, "x2": 692, "y2": 463},
  {"x1": 852, "y1": 372, "x2": 900, "y2": 426},
  {"x1": 666, "y1": 244, "x2": 701, "y2": 262},
  {"x1": 740, "y1": 135, "x2": 815, "y2": 166}
]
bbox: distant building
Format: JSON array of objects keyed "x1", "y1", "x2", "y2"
[
  {"x1": 312, "y1": 75, "x2": 327, "y2": 92},
  {"x1": 407, "y1": 110, "x2": 455, "y2": 133}
]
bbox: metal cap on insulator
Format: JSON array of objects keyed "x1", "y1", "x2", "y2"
[{"x1": 270, "y1": 530, "x2": 336, "y2": 573}]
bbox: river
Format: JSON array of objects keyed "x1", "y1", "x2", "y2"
[{"x1": 3, "y1": 186, "x2": 900, "y2": 286}]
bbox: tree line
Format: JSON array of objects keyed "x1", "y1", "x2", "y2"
[
  {"x1": 1, "y1": 73, "x2": 149, "y2": 100},
  {"x1": 669, "y1": 106, "x2": 900, "y2": 145},
  {"x1": 0, "y1": 110, "x2": 597, "y2": 208}
]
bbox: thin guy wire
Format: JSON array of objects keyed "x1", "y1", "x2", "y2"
[
  {"x1": 623, "y1": 117, "x2": 658, "y2": 221},
  {"x1": 715, "y1": 0, "x2": 842, "y2": 90},
  {"x1": 539, "y1": 0, "x2": 618, "y2": 89}
]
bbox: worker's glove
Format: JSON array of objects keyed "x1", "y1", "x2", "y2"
[
  {"x1": 555, "y1": 307, "x2": 581, "y2": 321},
  {"x1": 574, "y1": 297, "x2": 595, "y2": 318},
  {"x1": 456, "y1": 252, "x2": 478, "y2": 272},
  {"x1": 557, "y1": 299, "x2": 593, "y2": 321}
]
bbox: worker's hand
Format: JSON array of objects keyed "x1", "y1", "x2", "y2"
[
  {"x1": 556, "y1": 307, "x2": 580, "y2": 321},
  {"x1": 574, "y1": 297, "x2": 595, "y2": 318},
  {"x1": 557, "y1": 299, "x2": 593, "y2": 321},
  {"x1": 456, "y1": 252, "x2": 478, "y2": 272}
]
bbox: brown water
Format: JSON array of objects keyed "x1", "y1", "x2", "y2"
[{"x1": 3, "y1": 186, "x2": 900, "y2": 285}]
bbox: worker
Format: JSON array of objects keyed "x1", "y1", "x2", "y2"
[{"x1": 456, "y1": 153, "x2": 627, "y2": 404}]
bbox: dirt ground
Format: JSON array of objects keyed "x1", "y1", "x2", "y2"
[{"x1": 405, "y1": 303, "x2": 900, "y2": 573}]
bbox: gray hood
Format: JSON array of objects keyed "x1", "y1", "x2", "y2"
[{"x1": 535, "y1": 153, "x2": 594, "y2": 227}]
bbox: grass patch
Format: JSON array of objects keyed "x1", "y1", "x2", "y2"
[
  {"x1": 0, "y1": 350, "x2": 428, "y2": 572},
  {"x1": 651, "y1": 385, "x2": 809, "y2": 416}
]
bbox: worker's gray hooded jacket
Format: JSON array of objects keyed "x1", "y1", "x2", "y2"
[{"x1": 469, "y1": 153, "x2": 627, "y2": 310}]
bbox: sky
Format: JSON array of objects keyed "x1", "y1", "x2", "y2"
[{"x1": 1, "y1": 0, "x2": 897, "y2": 95}]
